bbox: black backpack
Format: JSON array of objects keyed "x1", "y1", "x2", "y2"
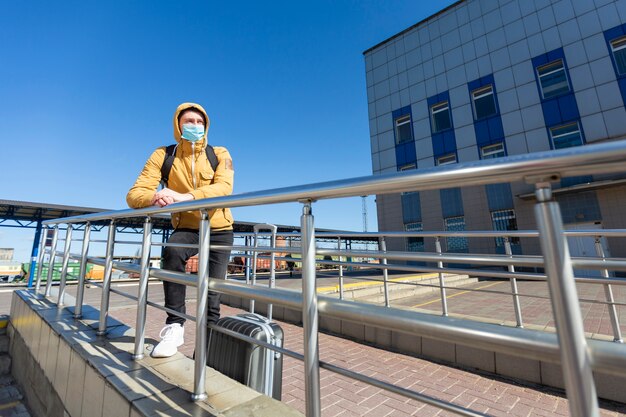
[{"x1": 160, "y1": 144, "x2": 219, "y2": 188}]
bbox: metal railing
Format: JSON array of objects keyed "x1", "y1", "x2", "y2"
[{"x1": 32, "y1": 140, "x2": 626, "y2": 417}]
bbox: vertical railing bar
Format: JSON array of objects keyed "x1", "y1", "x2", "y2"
[
  {"x1": 74, "y1": 222, "x2": 91, "y2": 318},
  {"x1": 337, "y1": 237, "x2": 344, "y2": 300},
  {"x1": 504, "y1": 237, "x2": 524, "y2": 328},
  {"x1": 44, "y1": 225, "x2": 59, "y2": 297},
  {"x1": 435, "y1": 237, "x2": 448, "y2": 316},
  {"x1": 534, "y1": 184, "x2": 598, "y2": 417},
  {"x1": 381, "y1": 237, "x2": 390, "y2": 308},
  {"x1": 97, "y1": 220, "x2": 116, "y2": 336},
  {"x1": 244, "y1": 236, "x2": 251, "y2": 285},
  {"x1": 268, "y1": 226, "x2": 277, "y2": 321},
  {"x1": 192, "y1": 211, "x2": 210, "y2": 401},
  {"x1": 250, "y1": 230, "x2": 259, "y2": 313},
  {"x1": 301, "y1": 201, "x2": 321, "y2": 417},
  {"x1": 133, "y1": 217, "x2": 152, "y2": 360},
  {"x1": 594, "y1": 237, "x2": 623, "y2": 343},
  {"x1": 34, "y1": 227, "x2": 49, "y2": 292},
  {"x1": 58, "y1": 224, "x2": 73, "y2": 306}
]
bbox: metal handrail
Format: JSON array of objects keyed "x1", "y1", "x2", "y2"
[
  {"x1": 41, "y1": 140, "x2": 626, "y2": 225},
  {"x1": 33, "y1": 140, "x2": 626, "y2": 417}
]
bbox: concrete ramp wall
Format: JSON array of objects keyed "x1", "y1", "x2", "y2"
[{"x1": 8, "y1": 290, "x2": 302, "y2": 417}]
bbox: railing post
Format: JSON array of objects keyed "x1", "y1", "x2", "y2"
[
  {"x1": 268, "y1": 226, "x2": 277, "y2": 320},
  {"x1": 74, "y1": 222, "x2": 91, "y2": 318},
  {"x1": 250, "y1": 230, "x2": 260, "y2": 313},
  {"x1": 133, "y1": 217, "x2": 152, "y2": 360},
  {"x1": 57, "y1": 224, "x2": 73, "y2": 305},
  {"x1": 244, "y1": 236, "x2": 251, "y2": 284},
  {"x1": 504, "y1": 237, "x2": 523, "y2": 328},
  {"x1": 34, "y1": 227, "x2": 48, "y2": 293},
  {"x1": 594, "y1": 237, "x2": 622, "y2": 343},
  {"x1": 534, "y1": 184, "x2": 598, "y2": 417},
  {"x1": 192, "y1": 211, "x2": 210, "y2": 401},
  {"x1": 337, "y1": 237, "x2": 344, "y2": 300},
  {"x1": 44, "y1": 225, "x2": 59, "y2": 297},
  {"x1": 301, "y1": 201, "x2": 321, "y2": 417},
  {"x1": 97, "y1": 220, "x2": 116, "y2": 336},
  {"x1": 380, "y1": 237, "x2": 390, "y2": 307},
  {"x1": 435, "y1": 236, "x2": 448, "y2": 316}
]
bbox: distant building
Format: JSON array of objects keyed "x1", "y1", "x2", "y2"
[
  {"x1": 364, "y1": 0, "x2": 626, "y2": 264},
  {"x1": 0, "y1": 248, "x2": 14, "y2": 261}
]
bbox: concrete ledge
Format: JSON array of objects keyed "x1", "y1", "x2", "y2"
[{"x1": 9, "y1": 290, "x2": 303, "y2": 417}]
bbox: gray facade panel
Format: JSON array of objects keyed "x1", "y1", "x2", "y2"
[
  {"x1": 589, "y1": 57, "x2": 618, "y2": 86},
  {"x1": 603, "y1": 107, "x2": 626, "y2": 138},
  {"x1": 569, "y1": 64, "x2": 595, "y2": 91},
  {"x1": 596, "y1": 81, "x2": 623, "y2": 112},
  {"x1": 505, "y1": 133, "x2": 529, "y2": 155},
  {"x1": 564, "y1": 40, "x2": 589, "y2": 68},
  {"x1": 581, "y1": 113, "x2": 609, "y2": 142},
  {"x1": 576, "y1": 87, "x2": 602, "y2": 117},
  {"x1": 577, "y1": 10, "x2": 603, "y2": 38},
  {"x1": 526, "y1": 127, "x2": 551, "y2": 152},
  {"x1": 558, "y1": 17, "x2": 582, "y2": 46},
  {"x1": 502, "y1": 110, "x2": 525, "y2": 136}
]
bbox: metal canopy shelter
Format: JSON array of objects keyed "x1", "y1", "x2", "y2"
[{"x1": 0, "y1": 199, "x2": 376, "y2": 286}]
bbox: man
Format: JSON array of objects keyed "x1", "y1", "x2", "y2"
[{"x1": 127, "y1": 102, "x2": 234, "y2": 357}]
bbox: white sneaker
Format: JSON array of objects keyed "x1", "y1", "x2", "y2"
[{"x1": 151, "y1": 323, "x2": 184, "y2": 358}]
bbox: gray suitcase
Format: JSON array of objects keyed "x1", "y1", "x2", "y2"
[{"x1": 207, "y1": 312, "x2": 283, "y2": 399}]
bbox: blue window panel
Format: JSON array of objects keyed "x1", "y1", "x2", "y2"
[
  {"x1": 395, "y1": 142, "x2": 416, "y2": 168},
  {"x1": 401, "y1": 192, "x2": 422, "y2": 223},
  {"x1": 558, "y1": 95, "x2": 580, "y2": 121},
  {"x1": 440, "y1": 188, "x2": 464, "y2": 218},
  {"x1": 393, "y1": 105, "x2": 416, "y2": 170},
  {"x1": 474, "y1": 120, "x2": 490, "y2": 145},
  {"x1": 443, "y1": 131, "x2": 457, "y2": 153},
  {"x1": 561, "y1": 175, "x2": 592, "y2": 188},
  {"x1": 547, "y1": 48, "x2": 565, "y2": 62},
  {"x1": 619, "y1": 79, "x2": 626, "y2": 104},
  {"x1": 556, "y1": 191, "x2": 601, "y2": 224},
  {"x1": 542, "y1": 99, "x2": 562, "y2": 126},
  {"x1": 605, "y1": 25, "x2": 625, "y2": 42},
  {"x1": 392, "y1": 105, "x2": 412, "y2": 119},
  {"x1": 485, "y1": 183, "x2": 513, "y2": 211},
  {"x1": 432, "y1": 134, "x2": 445, "y2": 156},
  {"x1": 487, "y1": 117, "x2": 504, "y2": 141},
  {"x1": 468, "y1": 74, "x2": 495, "y2": 93}
]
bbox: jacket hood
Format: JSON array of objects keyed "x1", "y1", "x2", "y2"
[{"x1": 173, "y1": 102, "x2": 211, "y2": 146}]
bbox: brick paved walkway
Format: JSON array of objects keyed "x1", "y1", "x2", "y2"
[
  {"x1": 84, "y1": 284, "x2": 626, "y2": 417},
  {"x1": 2, "y1": 283, "x2": 626, "y2": 416}
]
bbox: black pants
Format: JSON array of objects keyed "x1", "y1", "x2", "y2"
[{"x1": 162, "y1": 228, "x2": 233, "y2": 326}]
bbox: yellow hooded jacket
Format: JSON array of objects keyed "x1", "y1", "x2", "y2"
[{"x1": 126, "y1": 103, "x2": 234, "y2": 231}]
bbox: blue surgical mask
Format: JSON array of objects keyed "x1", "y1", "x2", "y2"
[{"x1": 181, "y1": 124, "x2": 204, "y2": 142}]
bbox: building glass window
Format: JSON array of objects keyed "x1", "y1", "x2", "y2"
[
  {"x1": 399, "y1": 163, "x2": 416, "y2": 171},
  {"x1": 491, "y1": 209, "x2": 520, "y2": 247},
  {"x1": 431, "y1": 101, "x2": 452, "y2": 133},
  {"x1": 472, "y1": 85, "x2": 497, "y2": 120},
  {"x1": 395, "y1": 115, "x2": 413, "y2": 144},
  {"x1": 610, "y1": 36, "x2": 626, "y2": 76},
  {"x1": 405, "y1": 222, "x2": 424, "y2": 252},
  {"x1": 437, "y1": 153, "x2": 457, "y2": 166},
  {"x1": 480, "y1": 142, "x2": 505, "y2": 159},
  {"x1": 444, "y1": 216, "x2": 468, "y2": 251},
  {"x1": 550, "y1": 122, "x2": 583, "y2": 149},
  {"x1": 537, "y1": 60, "x2": 570, "y2": 99}
]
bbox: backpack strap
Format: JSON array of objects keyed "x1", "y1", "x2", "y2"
[
  {"x1": 160, "y1": 144, "x2": 219, "y2": 188},
  {"x1": 160, "y1": 144, "x2": 177, "y2": 188},
  {"x1": 205, "y1": 145, "x2": 219, "y2": 173}
]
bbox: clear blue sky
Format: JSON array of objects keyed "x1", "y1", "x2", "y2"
[{"x1": 0, "y1": 1, "x2": 455, "y2": 262}]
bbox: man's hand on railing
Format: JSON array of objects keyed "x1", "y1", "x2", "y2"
[{"x1": 151, "y1": 188, "x2": 194, "y2": 207}]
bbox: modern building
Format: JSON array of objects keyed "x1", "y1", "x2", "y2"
[{"x1": 364, "y1": 0, "x2": 626, "y2": 264}]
